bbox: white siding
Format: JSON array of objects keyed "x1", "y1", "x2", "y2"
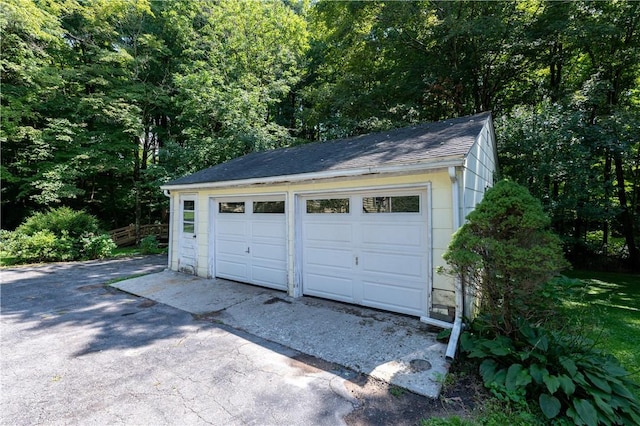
[{"x1": 462, "y1": 120, "x2": 498, "y2": 219}]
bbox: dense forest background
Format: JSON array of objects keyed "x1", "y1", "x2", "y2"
[{"x1": 2, "y1": 0, "x2": 639, "y2": 269}]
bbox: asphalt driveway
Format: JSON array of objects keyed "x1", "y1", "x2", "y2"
[
  {"x1": 1, "y1": 255, "x2": 457, "y2": 425},
  {"x1": 1, "y1": 256, "x2": 357, "y2": 425}
]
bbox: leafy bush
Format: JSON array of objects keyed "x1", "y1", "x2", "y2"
[
  {"x1": 442, "y1": 180, "x2": 569, "y2": 336},
  {"x1": 461, "y1": 321, "x2": 640, "y2": 425},
  {"x1": 139, "y1": 235, "x2": 160, "y2": 254},
  {"x1": 4, "y1": 207, "x2": 115, "y2": 263},
  {"x1": 16, "y1": 206, "x2": 100, "y2": 240},
  {"x1": 81, "y1": 233, "x2": 117, "y2": 259},
  {"x1": 9, "y1": 230, "x2": 75, "y2": 263}
]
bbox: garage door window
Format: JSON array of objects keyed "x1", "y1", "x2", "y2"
[
  {"x1": 306, "y1": 198, "x2": 349, "y2": 213},
  {"x1": 362, "y1": 195, "x2": 419, "y2": 213},
  {"x1": 253, "y1": 201, "x2": 285, "y2": 214},
  {"x1": 219, "y1": 202, "x2": 245, "y2": 213}
]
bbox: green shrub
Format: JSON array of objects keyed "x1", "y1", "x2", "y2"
[
  {"x1": 139, "y1": 235, "x2": 160, "y2": 254},
  {"x1": 442, "y1": 180, "x2": 569, "y2": 336},
  {"x1": 16, "y1": 206, "x2": 100, "y2": 240},
  {"x1": 5, "y1": 207, "x2": 114, "y2": 263},
  {"x1": 9, "y1": 230, "x2": 75, "y2": 262},
  {"x1": 81, "y1": 233, "x2": 117, "y2": 259},
  {"x1": 461, "y1": 321, "x2": 640, "y2": 425}
]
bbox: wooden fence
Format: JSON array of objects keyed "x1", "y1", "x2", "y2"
[{"x1": 108, "y1": 224, "x2": 169, "y2": 247}]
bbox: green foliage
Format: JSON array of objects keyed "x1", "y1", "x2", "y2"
[
  {"x1": 16, "y1": 207, "x2": 99, "y2": 240},
  {"x1": 461, "y1": 321, "x2": 640, "y2": 425},
  {"x1": 563, "y1": 271, "x2": 640, "y2": 386},
  {"x1": 81, "y1": 234, "x2": 117, "y2": 260},
  {"x1": 139, "y1": 235, "x2": 160, "y2": 255},
  {"x1": 4, "y1": 208, "x2": 115, "y2": 263},
  {"x1": 2, "y1": 0, "x2": 638, "y2": 270},
  {"x1": 420, "y1": 399, "x2": 543, "y2": 426},
  {"x1": 442, "y1": 180, "x2": 569, "y2": 335},
  {"x1": 7, "y1": 230, "x2": 69, "y2": 263}
]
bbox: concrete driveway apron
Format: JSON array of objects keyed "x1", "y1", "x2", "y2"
[{"x1": 111, "y1": 271, "x2": 448, "y2": 398}]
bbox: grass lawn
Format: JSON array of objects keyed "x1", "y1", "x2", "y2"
[
  {"x1": 423, "y1": 270, "x2": 640, "y2": 426},
  {"x1": 564, "y1": 270, "x2": 640, "y2": 385}
]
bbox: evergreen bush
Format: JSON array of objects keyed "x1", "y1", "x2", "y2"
[
  {"x1": 442, "y1": 180, "x2": 569, "y2": 336},
  {"x1": 443, "y1": 180, "x2": 640, "y2": 424}
]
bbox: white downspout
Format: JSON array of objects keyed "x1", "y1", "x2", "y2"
[
  {"x1": 163, "y1": 189, "x2": 173, "y2": 270},
  {"x1": 445, "y1": 166, "x2": 464, "y2": 361}
]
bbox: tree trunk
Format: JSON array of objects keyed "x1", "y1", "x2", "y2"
[
  {"x1": 614, "y1": 154, "x2": 639, "y2": 269},
  {"x1": 603, "y1": 153, "x2": 612, "y2": 254}
]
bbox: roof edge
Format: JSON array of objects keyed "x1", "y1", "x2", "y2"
[{"x1": 161, "y1": 158, "x2": 465, "y2": 191}]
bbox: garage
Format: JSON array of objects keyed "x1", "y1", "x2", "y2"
[
  {"x1": 213, "y1": 197, "x2": 287, "y2": 291},
  {"x1": 162, "y1": 112, "x2": 498, "y2": 325},
  {"x1": 301, "y1": 189, "x2": 429, "y2": 317}
]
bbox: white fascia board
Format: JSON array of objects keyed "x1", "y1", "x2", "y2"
[{"x1": 161, "y1": 158, "x2": 465, "y2": 191}]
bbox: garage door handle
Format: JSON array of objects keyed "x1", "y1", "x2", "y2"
[
  {"x1": 245, "y1": 247, "x2": 250, "y2": 254},
  {"x1": 355, "y1": 256, "x2": 358, "y2": 266}
]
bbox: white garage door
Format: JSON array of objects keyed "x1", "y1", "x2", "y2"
[
  {"x1": 301, "y1": 190, "x2": 429, "y2": 317},
  {"x1": 214, "y1": 198, "x2": 287, "y2": 291}
]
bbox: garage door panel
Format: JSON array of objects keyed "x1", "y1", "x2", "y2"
[
  {"x1": 302, "y1": 190, "x2": 429, "y2": 317},
  {"x1": 362, "y1": 281, "x2": 424, "y2": 316},
  {"x1": 304, "y1": 247, "x2": 352, "y2": 269},
  {"x1": 214, "y1": 199, "x2": 287, "y2": 291},
  {"x1": 216, "y1": 260, "x2": 249, "y2": 281},
  {"x1": 360, "y1": 251, "x2": 424, "y2": 279},
  {"x1": 360, "y1": 223, "x2": 424, "y2": 248},
  {"x1": 251, "y1": 221, "x2": 285, "y2": 239},
  {"x1": 305, "y1": 223, "x2": 352, "y2": 243},
  {"x1": 217, "y1": 239, "x2": 248, "y2": 254},
  {"x1": 252, "y1": 242, "x2": 286, "y2": 261},
  {"x1": 217, "y1": 221, "x2": 246, "y2": 237},
  {"x1": 305, "y1": 273, "x2": 354, "y2": 300},
  {"x1": 252, "y1": 266, "x2": 287, "y2": 288}
]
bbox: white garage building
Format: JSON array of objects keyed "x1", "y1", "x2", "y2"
[{"x1": 161, "y1": 112, "x2": 497, "y2": 328}]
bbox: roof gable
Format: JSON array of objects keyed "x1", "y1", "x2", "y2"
[{"x1": 165, "y1": 112, "x2": 492, "y2": 187}]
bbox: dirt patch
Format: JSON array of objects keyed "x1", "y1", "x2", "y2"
[
  {"x1": 76, "y1": 283, "x2": 107, "y2": 292},
  {"x1": 263, "y1": 297, "x2": 292, "y2": 305},
  {"x1": 289, "y1": 351, "x2": 484, "y2": 425},
  {"x1": 137, "y1": 299, "x2": 156, "y2": 308},
  {"x1": 344, "y1": 361, "x2": 485, "y2": 425},
  {"x1": 192, "y1": 311, "x2": 223, "y2": 322}
]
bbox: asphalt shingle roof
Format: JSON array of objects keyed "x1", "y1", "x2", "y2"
[{"x1": 165, "y1": 112, "x2": 491, "y2": 187}]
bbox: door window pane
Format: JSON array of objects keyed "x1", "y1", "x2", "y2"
[
  {"x1": 362, "y1": 195, "x2": 419, "y2": 213},
  {"x1": 253, "y1": 201, "x2": 285, "y2": 213},
  {"x1": 182, "y1": 199, "x2": 195, "y2": 233},
  {"x1": 219, "y1": 202, "x2": 245, "y2": 213},
  {"x1": 306, "y1": 198, "x2": 349, "y2": 213}
]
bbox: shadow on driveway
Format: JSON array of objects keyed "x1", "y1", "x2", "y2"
[
  {"x1": 1, "y1": 256, "x2": 361, "y2": 425},
  {"x1": 1, "y1": 256, "x2": 461, "y2": 425}
]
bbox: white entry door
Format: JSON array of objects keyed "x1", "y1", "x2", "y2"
[
  {"x1": 178, "y1": 195, "x2": 198, "y2": 275},
  {"x1": 214, "y1": 198, "x2": 287, "y2": 290},
  {"x1": 301, "y1": 190, "x2": 429, "y2": 317}
]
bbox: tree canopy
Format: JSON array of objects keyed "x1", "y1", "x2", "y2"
[{"x1": 2, "y1": 0, "x2": 639, "y2": 269}]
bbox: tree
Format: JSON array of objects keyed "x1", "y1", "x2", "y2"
[
  {"x1": 442, "y1": 180, "x2": 568, "y2": 336},
  {"x1": 300, "y1": 1, "x2": 539, "y2": 139},
  {"x1": 168, "y1": 0, "x2": 309, "y2": 173}
]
